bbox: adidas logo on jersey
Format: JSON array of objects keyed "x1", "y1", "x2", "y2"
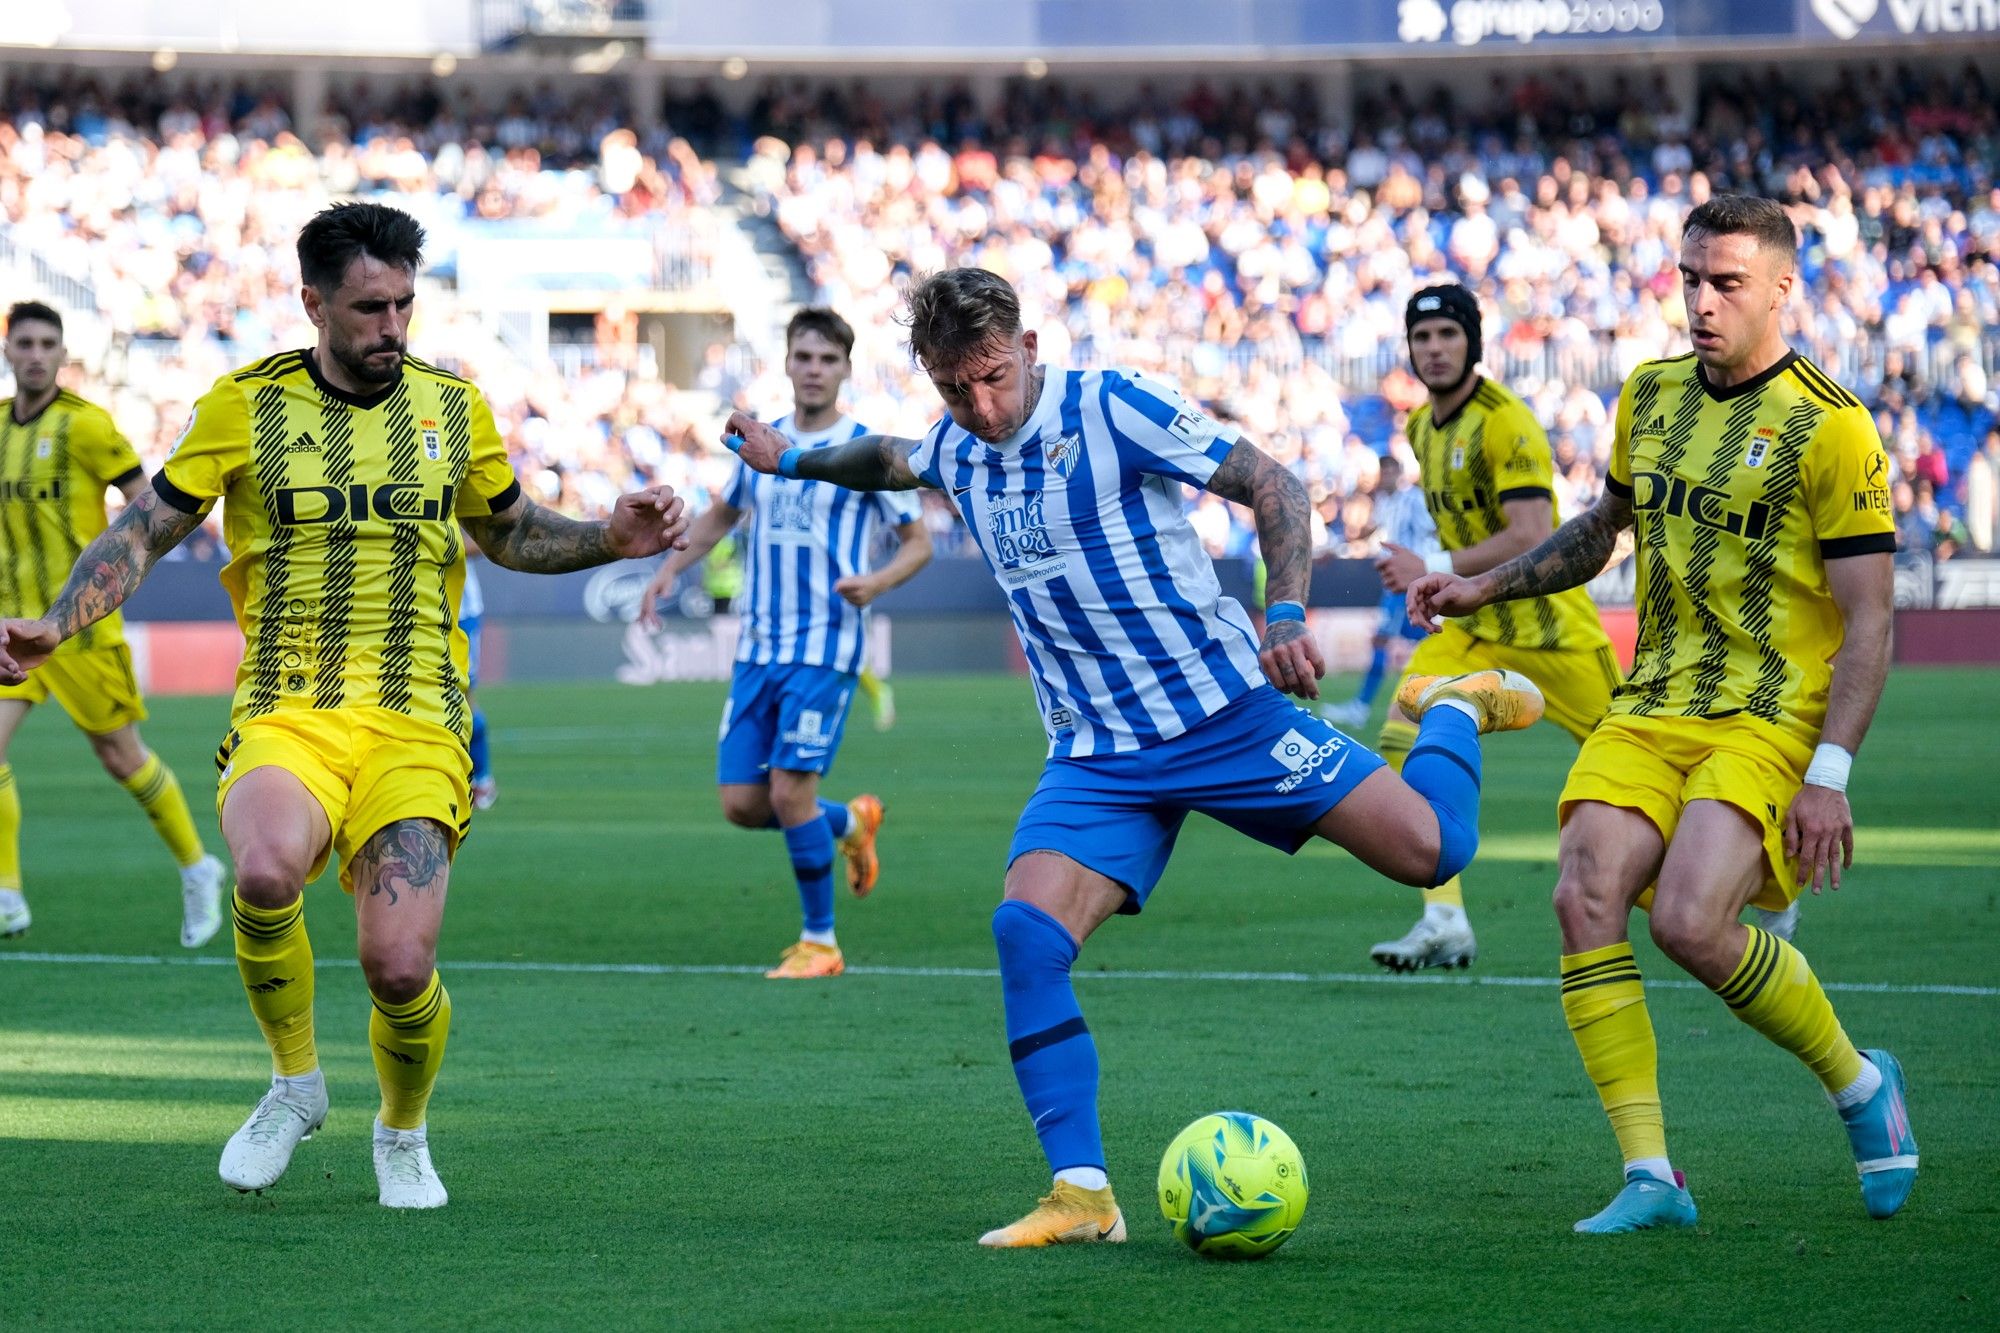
[
  {"x1": 1635, "y1": 414, "x2": 1669, "y2": 438},
  {"x1": 287, "y1": 431, "x2": 322, "y2": 454}
]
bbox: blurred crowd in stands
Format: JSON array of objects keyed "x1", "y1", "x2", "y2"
[{"x1": 1, "y1": 60, "x2": 1996, "y2": 569}]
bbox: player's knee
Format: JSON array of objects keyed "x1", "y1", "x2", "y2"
[
  {"x1": 1552, "y1": 858, "x2": 1618, "y2": 937},
  {"x1": 1645, "y1": 894, "x2": 1719, "y2": 967},
  {"x1": 232, "y1": 850, "x2": 306, "y2": 909},
  {"x1": 89, "y1": 733, "x2": 145, "y2": 781},
  {"x1": 991, "y1": 898, "x2": 1074, "y2": 978},
  {"x1": 361, "y1": 950, "x2": 436, "y2": 1004},
  {"x1": 719, "y1": 791, "x2": 770, "y2": 828},
  {"x1": 1391, "y1": 822, "x2": 1444, "y2": 887}
]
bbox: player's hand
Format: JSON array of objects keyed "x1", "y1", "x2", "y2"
[
  {"x1": 723, "y1": 412, "x2": 790, "y2": 475},
  {"x1": 1374, "y1": 542, "x2": 1427, "y2": 594},
  {"x1": 607, "y1": 485, "x2": 690, "y2": 559},
  {"x1": 834, "y1": 574, "x2": 882, "y2": 608},
  {"x1": 1259, "y1": 617, "x2": 1325, "y2": 701},
  {"x1": 0, "y1": 617, "x2": 59, "y2": 685},
  {"x1": 1784, "y1": 783, "x2": 1854, "y2": 894},
  {"x1": 637, "y1": 561, "x2": 681, "y2": 630},
  {"x1": 1406, "y1": 572, "x2": 1489, "y2": 633}
]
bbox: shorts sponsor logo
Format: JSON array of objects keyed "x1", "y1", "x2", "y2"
[
  {"x1": 1271, "y1": 729, "x2": 1354, "y2": 794},
  {"x1": 783, "y1": 708, "x2": 837, "y2": 750}
]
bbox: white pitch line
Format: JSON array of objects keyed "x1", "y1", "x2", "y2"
[{"x1": 0, "y1": 951, "x2": 1994, "y2": 998}]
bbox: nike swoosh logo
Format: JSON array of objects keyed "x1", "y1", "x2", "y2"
[{"x1": 1318, "y1": 750, "x2": 1351, "y2": 784}]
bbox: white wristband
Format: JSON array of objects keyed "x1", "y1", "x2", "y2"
[
  {"x1": 1804, "y1": 743, "x2": 1852, "y2": 792},
  {"x1": 1423, "y1": 550, "x2": 1455, "y2": 575}
]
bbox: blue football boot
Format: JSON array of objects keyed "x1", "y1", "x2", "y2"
[
  {"x1": 1573, "y1": 1169, "x2": 1698, "y2": 1235},
  {"x1": 1839, "y1": 1049, "x2": 1918, "y2": 1219}
]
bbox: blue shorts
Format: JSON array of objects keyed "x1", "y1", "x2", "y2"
[
  {"x1": 1008, "y1": 686, "x2": 1386, "y2": 913},
  {"x1": 717, "y1": 661, "x2": 858, "y2": 784},
  {"x1": 461, "y1": 615, "x2": 482, "y2": 690},
  {"x1": 1377, "y1": 591, "x2": 1428, "y2": 642}
]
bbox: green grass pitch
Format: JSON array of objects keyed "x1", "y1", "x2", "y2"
[{"x1": 3, "y1": 669, "x2": 1996, "y2": 1329}]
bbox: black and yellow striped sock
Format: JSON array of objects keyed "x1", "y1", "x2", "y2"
[
  {"x1": 1378, "y1": 718, "x2": 1465, "y2": 909},
  {"x1": 371, "y1": 971, "x2": 452, "y2": 1131},
  {"x1": 1561, "y1": 942, "x2": 1668, "y2": 1165},
  {"x1": 118, "y1": 752, "x2": 204, "y2": 869},
  {"x1": 0, "y1": 764, "x2": 20, "y2": 892},
  {"x1": 233, "y1": 890, "x2": 317, "y2": 1076},
  {"x1": 1714, "y1": 924, "x2": 1865, "y2": 1095}
]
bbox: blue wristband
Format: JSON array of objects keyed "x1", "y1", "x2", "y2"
[
  {"x1": 1265, "y1": 601, "x2": 1306, "y2": 624},
  {"x1": 778, "y1": 446, "x2": 804, "y2": 479}
]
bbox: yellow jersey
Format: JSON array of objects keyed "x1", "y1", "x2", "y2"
[
  {"x1": 1408, "y1": 378, "x2": 1609, "y2": 653},
  {"x1": 157, "y1": 351, "x2": 520, "y2": 743},
  {"x1": 1605, "y1": 351, "x2": 1894, "y2": 745},
  {"x1": 0, "y1": 388, "x2": 145, "y2": 654}
]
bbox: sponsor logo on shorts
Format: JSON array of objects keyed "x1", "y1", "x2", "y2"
[
  {"x1": 783, "y1": 708, "x2": 837, "y2": 750},
  {"x1": 1270, "y1": 727, "x2": 1354, "y2": 794}
]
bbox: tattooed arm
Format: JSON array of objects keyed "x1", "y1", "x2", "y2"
[
  {"x1": 1205, "y1": 439, "x2": 1327, "y2": 699},
  {"x1": 723, "y1": 411, "x2": 928, "y2": 491},
  {"x1": 0, "y1": 485, "x2": 203, "y2": 682},
  {"x1": 462, "y1": 485, "x2": 690, "y2": 575},
  {"x1": 1406, "y1": 489, "x2": 1634, "y2": 629}
]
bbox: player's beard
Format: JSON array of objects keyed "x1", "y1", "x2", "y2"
[{"x1": 331, "y1": 332, "x2": 405, "y2": 386}]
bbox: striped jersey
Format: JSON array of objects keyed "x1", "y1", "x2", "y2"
[
  {"x1": 0, "y1": 389, "x2": 145, "y2": 655},
  {"x1": 910, "y1": 367, "x2": 1266, "y2": 758},
  {"x1": 1606, "y1": 351, "x2": 1894, "y2": 745},
  {"x1": 1374, "y1": 478, "x2": 1438, "y2": 555},
  {"x1": 1408, "y1": 378, "x2": 1609, "y2": 653},
  {"x1": 156, "y1": 350, "x2": 521, "y2": 743},
  {"x1": 723, "y1": 415, "x2": 923, "y2": 676}
]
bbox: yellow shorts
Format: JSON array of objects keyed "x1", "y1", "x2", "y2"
[
  {"x1": 0, "y1": 644, "x2": 147, "y2": 735},
  {"x1": 1404, "y1": 621, "x2": 1621, "y2": 742},
  {"x1": 216, "y1": 708, "x2": 471, "y2": 894},
  {"x1": 1560, "y1": 712, "x2": 1812, "y2": 911}
]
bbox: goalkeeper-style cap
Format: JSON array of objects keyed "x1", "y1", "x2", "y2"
[{"x1": 1405, "y1": 283, "x2": 1484, "y2": 374}]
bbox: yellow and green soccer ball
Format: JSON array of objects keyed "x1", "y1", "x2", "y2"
[{"x1": 1156, "y1": 1111, "x2": 1309, "y2": 1258}]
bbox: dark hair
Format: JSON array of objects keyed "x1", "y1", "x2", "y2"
[
  {"x1": 786, "y1": 307, "x2": 855, "y2": 359},
  {"x1": 901, "y1": 268, "x2": 1022, "y2": 369},
  {"x1": 296, "y1": 201, "x2": 426, "y2": 293},
  {"x1": 7, "y1": 301, "x2": 63, "y2": 336},
  {"x1": 1683, "y1": 195, "x2": 1797, "y2": 265}
]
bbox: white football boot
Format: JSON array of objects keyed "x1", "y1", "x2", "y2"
[
  {"x1": 180, "y1": 855, "x2": 226, "y2": 949},
  {"x1": 220, "y1": 1072, "x2": 328, "y2": 1191},
  {"x1": 374, "y1": 1120, "x2": 449, "y2": 1209},
  {"x1": 1752, "y1": 899, "x2": 1801, "y2": 942},
  {"x1": 0, "y1": 888, "x2": 30, "y2": 938},
  {"x1": 1319, "y1": 698, "x2": 1371, "y2": 730},
  {"x1": 1370, "y1": 903, "x2": 1478, "y2": 972}
]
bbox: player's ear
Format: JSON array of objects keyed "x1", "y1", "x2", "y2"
[
  {"x1": 301, "y1": 284, "x2": 326, "y2": 330},
  {"x1": 1020, "y1": 328, "x2": 1039, "y2": 363}
]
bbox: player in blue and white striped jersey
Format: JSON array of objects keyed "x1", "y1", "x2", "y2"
[
  {"x1": 725, "y1": 269, "x2": 1545, "y2": 1247},
  {"x1": 1320, "y1": 453, "x2": 1441, "y2": 731},
  {"x1": 643, "y1": 309, "x2": 932, "y2": 980}
]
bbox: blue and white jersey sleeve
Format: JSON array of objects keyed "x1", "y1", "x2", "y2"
[
  {"x1": 457, "y1": 559, "x2": 484, "y2": 622},
  {"x1": 734, "y1": 416, "x2": 910, "y2": 676},
  {"x1": 1381, "y1": 486, "x2": 1440, "y2": 555},
  {"x1": 1099, "y1": 371, "x2": 1242, "y2": 487}
]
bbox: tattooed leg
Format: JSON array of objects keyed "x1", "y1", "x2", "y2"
[{"x1": 352, "y1": 818, "x2": 453, "y2": 1004}]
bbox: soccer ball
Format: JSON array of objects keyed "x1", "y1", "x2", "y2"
[{"x1": 1156, "y1": 1111, "x2": 1309, "y2": 1258}]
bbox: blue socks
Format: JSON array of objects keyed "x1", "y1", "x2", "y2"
[
  {"x1": 1402, "y1": 706, "x2": 1482, "y2": 884},
  {"x1": 783, "y1": 815, "x2": 837, "y2": 935},
  {"x1": 992, "y1": 899, "x2": 1104, "y2": 1174},
  {"x1": 468, "y1": 708, "x2": 491, "y2": 783},
  {"x1": 819, "y1": 799, "x2": 851, "y2": 840},
  {"x1": 1356, "y1": 645, "x2": 1389, "y2": 706}
]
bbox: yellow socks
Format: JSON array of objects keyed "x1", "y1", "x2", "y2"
[
  {"x1": 119, "y1": 752, "x2": 205, "y2": 869},
  {"x1": 233, "y1": 891, "x2": 317, "y2": 1076},
  {"x1": 1377, "y1": 719, "x2": 1464, "y2": 910},
  {"x1": 1561, "y1": 942, "x2": 1668, "y2": 1167},
  {"x1": 371, "y1": 971, "x2": 452, "y2": 1130},
  {"x1": 0, "y1": 764, "x2": 19, "y2": 891},
  {"x1": 1715, "y1": 924, "x2": 1865, "y2": 1095}
]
